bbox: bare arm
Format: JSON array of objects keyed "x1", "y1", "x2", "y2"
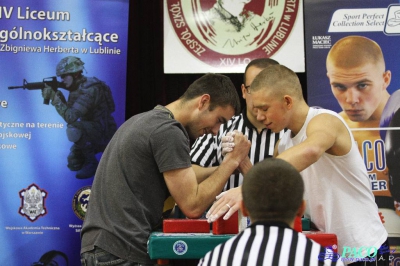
[
  {"x1": 164, "y1": 132, "x2": 251, "y2": 218},
  {"x1": 273, "y1": 139, "x2": 280, "y2": 157},
  {"x1": 192, "y1": 164, "x2": 217, "y2": 183},
  {"x1": 238, "y1": 156, "x2": 252, "y2": 175},
  {"x1": 277, "y1": 113, "x2": 351, "y2": 172},
  {"x1": 207, "y1": 114, "x2": 351, "y2": 222},
  {"x1": 221, "y1": 131, "x2": 253, "y2": 175}
]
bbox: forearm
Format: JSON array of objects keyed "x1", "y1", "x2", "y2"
[
  {"x1": 192, "y1": 164, "x2": 217, "y2": 183},
  {"x1": 238, "y1": 156, "x2": 252, "y2": 175},
  {"x1": 277, "y1": 144, "x2": 320, "y2": 172},
  {"x1": 52, "y1": 93, "x2": 80, "y2": 123},
  {"x1": 170, "y1": 133, "x2": 250, "y2": 218},
  {"x1": 183, "y1": 159, "x2": 239, "y2": 218}
]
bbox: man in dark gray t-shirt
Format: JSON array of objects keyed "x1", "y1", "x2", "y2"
[{"x1": 80, "y1": 73, "x2": 251, "y2": 265}]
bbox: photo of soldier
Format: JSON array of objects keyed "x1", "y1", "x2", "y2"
[
  {"x1": 326, "y1": 35, "x2": 400, "y2": 238},
  {"x1": 42, "y1": 56, "x2": 117, "y2": 179}
]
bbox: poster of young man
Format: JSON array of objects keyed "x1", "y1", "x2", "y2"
[
  {"x1": 0, "y1": 1, "x2": 129, "y2": 264},
  {"x1": 164, "y1": 0, "x2": 305, "y2": 73},
  {"x1": 304, "y1": 0, "x2": 400, "y2": 263}
]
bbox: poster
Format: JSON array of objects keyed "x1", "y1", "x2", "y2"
[
  {"x1": 0, "y1": 1, "x2": 129, "y2": 265},
  {"x1": 164, "y1": 0, "x2": 305, "y2": 73},
  {"x1": 304, "y1": 0, "x2": 400, "y2": 264}
]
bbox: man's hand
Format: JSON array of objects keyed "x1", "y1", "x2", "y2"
[
  {"x1": 222, "y1": 131, "x2": 252, "y2": 174},
  {"x1": 42, "y1": 84, "x2": 56, "y2": 102},
  {"x1": 221, "y1": 131, "x2": 235, "y2": 156},
  {"x1": 223, "y1": 131, "x2": 250, "y2": 164},
  {"x1": 206, "y1": 186, "x2": 242, "y2": 223}
]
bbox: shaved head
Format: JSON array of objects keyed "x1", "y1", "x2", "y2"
[
  {"x1": 326, "y1": 35, "x2": 391, "y2": 122},
  {"x1": 326, "y1": 35, "x2": 385, "y2": 73}
]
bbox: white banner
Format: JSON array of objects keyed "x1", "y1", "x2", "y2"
[{"x1": 164, "y1": 0, "x2": 305, "y2": 73}]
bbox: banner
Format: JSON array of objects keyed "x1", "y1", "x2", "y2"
[
  {"x1": 164, "y1": 0, "x2": 305, "y2": 73},
  {"x1": 304, "y1": 0, "x2": 400, "y2": 263},
  {"x1": 0, "y1": 1, "x2": 129, "y2": 265}
]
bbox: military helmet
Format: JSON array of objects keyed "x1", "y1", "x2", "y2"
[{"x1": 56, "y1": 56, "x2": 85, "y2": 76}]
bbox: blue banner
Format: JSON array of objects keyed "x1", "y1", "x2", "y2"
[
  {"x1": 304, "y1": 0, "x2": 400, "y2": 263},
  {"x1": 0, "y1": 1, "x2": 129, "y2": 264}
]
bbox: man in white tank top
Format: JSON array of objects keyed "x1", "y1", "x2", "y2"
[{"x1": 206, "y1": 64, "x2": 388, "y2": 265}]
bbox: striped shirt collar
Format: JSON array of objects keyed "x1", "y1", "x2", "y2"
[{"x1": 250, "y1": 220, "x2": 291, "y2": 230}]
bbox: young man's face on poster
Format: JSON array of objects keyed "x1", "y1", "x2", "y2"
[{"x1": 327, "y1": 61, "x2": 391, "y2": 122}]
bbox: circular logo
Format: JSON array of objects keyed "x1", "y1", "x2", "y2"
[
  {"x1": 72, "y1": 186, "x2": 91, "y2": 221},
  {"x1": 166, "y1": 0, "x2": 299, "y2": 66},
  {"x1": 173, "y1": 240, "x2": 188, "y2": 255}
]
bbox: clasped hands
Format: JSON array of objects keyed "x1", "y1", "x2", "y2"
[{"x1": 207, "y1": 131, "x2": 249, "y2": 223}]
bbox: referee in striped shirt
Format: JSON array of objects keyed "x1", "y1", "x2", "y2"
[
  {"x1": 198, "y1": 158, "x2": 342, "y2": 266},
  {"x1": 190, "y1": 58, "x2": 285, "y2": 191}
]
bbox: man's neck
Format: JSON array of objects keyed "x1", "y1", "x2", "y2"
[
  {"x1": 165, "y1": 100, "x2": 190, "y2": 126},
  {"x1": 289, "y1": 103, "x2": 310, "y2": 137}
]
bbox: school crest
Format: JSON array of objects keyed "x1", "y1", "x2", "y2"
[
  {"x1": 166, "y1": 0, "x2": 300, "y2": 67},
  {"x1": 19, "y1": 184, "x2": 47, "y2": 222}
]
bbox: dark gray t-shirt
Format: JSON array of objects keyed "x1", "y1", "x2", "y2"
[{"x1": 81, "y1": 105, "x2": 191, "y2": 264}]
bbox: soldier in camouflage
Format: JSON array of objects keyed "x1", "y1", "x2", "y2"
[{"x1": 42, "y1": 56, "x2": 117, "y2": 179}]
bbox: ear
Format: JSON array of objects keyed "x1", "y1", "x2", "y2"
[
  {"x1": 240, "y1": 200, "x2": 249, "y2": 217},
  {"x1": 283, "y1": 95, "x2": 293, "y2": 109},
  {"x1": 241, "y1": 84, "x2": 247, "y2": 100},
  {"x1": 383, "y1": 70, "x2": 391, "y2": 90},
  {"x1": 198, "y1": 94, "x2": 211, "y2": 110},
  {"x1": 296, "y1": 200, "x2": 306, "y2": 218}
]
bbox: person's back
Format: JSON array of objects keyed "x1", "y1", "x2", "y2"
[{"x1": 198, "y1": 158, "x2": 343, "y2": 266}]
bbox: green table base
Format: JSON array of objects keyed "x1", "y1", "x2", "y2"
[
  {"x1": 148, "y1": 218, "x2": 310, "y2": 260},
  {"x1": 148, "y1": 232, "x2": 233, "y2": 259},
  {"x1": 302, "y1": 217, "x2": 310, "y2": 231}
]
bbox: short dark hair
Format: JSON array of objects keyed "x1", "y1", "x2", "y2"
[
  {"x1": 242, "y1": 158, "x2": 304, "y2": 223},
  {"x1": 243, "y1": 58, "x2": 279, "y2": 85},
  {"x1": 180, "y1": 73, "x2": 241, "y2": 115}
]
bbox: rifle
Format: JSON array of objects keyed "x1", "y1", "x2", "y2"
[{"x1": 8, "y1": 76, "x2": 66, "y2": 105}]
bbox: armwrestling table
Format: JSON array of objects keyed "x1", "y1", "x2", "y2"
[{"x1": 148, "y1": 219, "x2": 338, "y2": 265}]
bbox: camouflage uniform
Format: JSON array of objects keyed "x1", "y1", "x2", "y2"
[{"x1": 52, "y1": 56, "x2": 117, "y2": 179}]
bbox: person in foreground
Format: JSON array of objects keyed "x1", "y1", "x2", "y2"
[
  {"x1": 208, "y1": 65, "x2": 388, "y2": 265},
  {"x1": 198, "y1": 158, "x2": 344, "y2": 266},
  {"x1": 80, "y1": 73, "x2": 251, "y2": 265}
]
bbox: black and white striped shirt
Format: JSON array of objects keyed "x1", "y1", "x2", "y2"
[
  {"x1": 190, "y1": 111, "x2": 284, "y2": 190},
  {"x1": 197, "y1": 222, "x2": 342, "y2": 266}
]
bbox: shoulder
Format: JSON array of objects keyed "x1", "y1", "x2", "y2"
[
  {"x1": 385, "y1": 89, "x2": 400, "y2": 113},
  {"x1": 310, "y1": 107, "x2": 339, "y2": 117},
  {"x1": 389, "y1": 88, "x2": 400, "y2": 101},
  {"x1": 309, "y1": 108, "x2": 344, "y2": 126},
  {"x1": 79, "y1": 77, "x2": 106, "y2": 90}
]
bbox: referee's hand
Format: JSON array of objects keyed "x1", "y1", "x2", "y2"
[{"x1": 206, "y1": 186, "x2": 242, "y2": 223}]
